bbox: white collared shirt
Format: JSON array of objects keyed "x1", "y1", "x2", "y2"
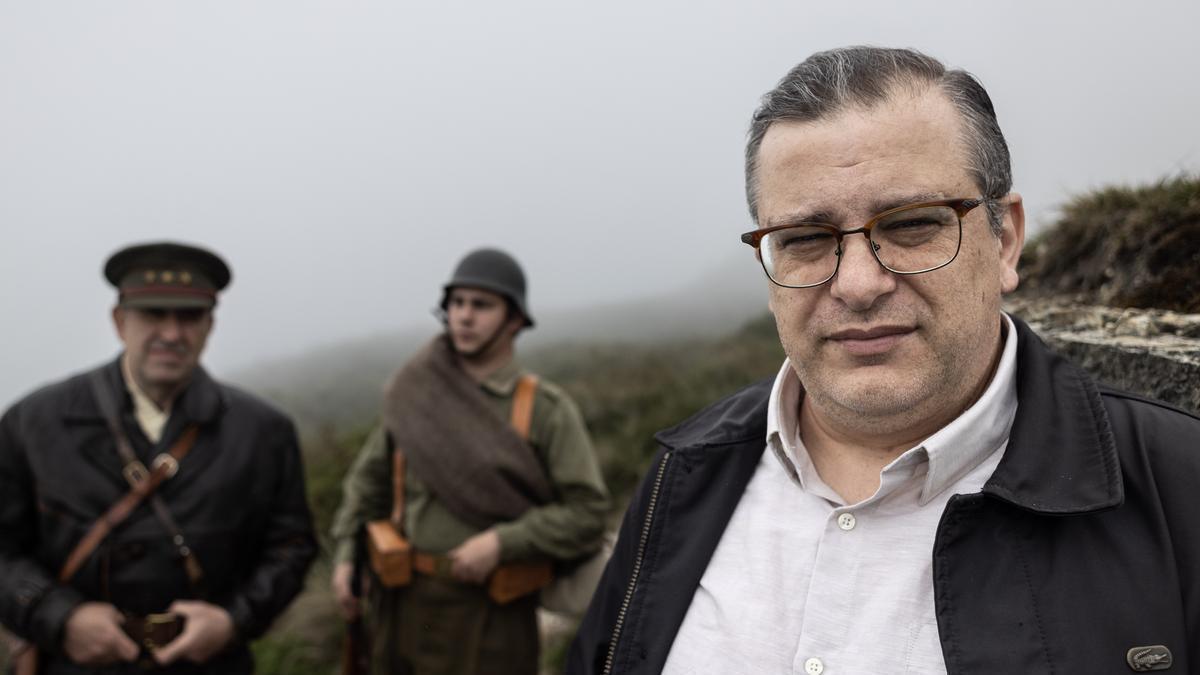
[
  {"x1": 122, "y1": 355, "x2": 170, "y2": 443},
  {"x1": 663, "y1": 314, "x2": 1019, "y2": 675}
]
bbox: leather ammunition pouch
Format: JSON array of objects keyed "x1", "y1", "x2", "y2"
[{"x1": 366, "y1": 518, "x2": 413, "y2": 588}]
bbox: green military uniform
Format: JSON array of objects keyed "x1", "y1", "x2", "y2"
[{"x1": 330, "y1": 357, "x2": 610, "y2": 675}]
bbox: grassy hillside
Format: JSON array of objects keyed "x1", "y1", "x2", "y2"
[
  {"x1": 525, "y1": 314, "x2": 783, "y2": 499},
  {"x1": 1018, "y1": 174, "x2": 1200, "y2": 312}
]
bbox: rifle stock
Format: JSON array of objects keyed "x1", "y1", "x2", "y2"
[{"x1": 340, "y1": 532, "x2": 370, "y2": 675}]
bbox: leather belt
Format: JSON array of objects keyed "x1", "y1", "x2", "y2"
[
  {"x1": 122, "y1": 612, "x2": 186, "y2": 651},
  {"x1": 412, "y1": 551, "x2": 455, "y2": 579}
]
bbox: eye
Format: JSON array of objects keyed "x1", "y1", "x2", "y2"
[
  {"x1": 175, "y1": 309, "x2": 206, "y2": 323},
  {"x1": 775, "y1": 227, "x2": 835, "y2": 248},
  {"x1": 785, "y1": 232, "x2": 833, "y2": 245},
  {"x1": 880, "y1": 217, "x2": 939, "y2": 231}
]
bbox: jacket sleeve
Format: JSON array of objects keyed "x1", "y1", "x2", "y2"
[
  {"x1": 328, "y1": 425, "x2": 393, "y2": 565},
  {"x1": 492, "y1": 392, "x2": 611, "y2": 562},
  {"x1": 0, "y1": 404, "x2": 85, "y2": 652},
  {"x1": 566, "y1": 446, "x2": 668, "y2": 675},
  {"x1": 217, "y1": 417, "x2": 318, "y2": 641}
]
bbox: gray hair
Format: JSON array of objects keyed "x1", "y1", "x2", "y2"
[{"x1": 745, "y1": 46, "x2": 1010, "y2": 234}]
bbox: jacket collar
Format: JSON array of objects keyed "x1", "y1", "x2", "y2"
[
  {"x1": 982, "y1": 315, "x2": 1122, "y2": 514},
  {"x1": 63, "y1": 355, "x2": 226, "y2": 427},
  {"x1": 653, "y1": 315, "x2": 1122, "y2": 516},
  {"x1": 655, "y1": 377, "x2": 773, "y2": 451}
]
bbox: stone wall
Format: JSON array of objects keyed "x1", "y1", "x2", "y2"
[{"x1": 1006, "y1": 297, "x2": 1200, "y2": 415}]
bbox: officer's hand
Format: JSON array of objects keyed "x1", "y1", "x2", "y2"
[
  {"x1": 332, "y1": 561, "x2": 361, "y2": 620},
  {"x1": 62, "y1": 602, "x2": 140, "y2": 666},
  {"x1": 449, "y1": 529, "x2": 501, "y2": 584},
  {"x1": 151, "y1": 600, "x2": 234, "y2": 666}
]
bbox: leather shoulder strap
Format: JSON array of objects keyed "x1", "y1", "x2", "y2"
[
  {"x1": 86, "y1": 369, "x2": 206, "y2": 590},
  {"x1": 510, "y1": 374, "x2": 539, "y2": 441},
  {"x1": 58, "y1": 417, "x2": 200, "y2": 583},
  {"x1": 389, "y1": 437, "x2": 406, "y2": 530}
]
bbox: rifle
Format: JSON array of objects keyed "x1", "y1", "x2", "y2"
[
  {"x1": 340, "y1": 535, "x2": 371, "y2": 675},
  {"x1": 341, "y1": 618, "x2": 368, "y2": 675}
]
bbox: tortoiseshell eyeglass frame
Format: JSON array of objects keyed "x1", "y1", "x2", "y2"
[{"x1": 739, "y1": 197, "x2": 986, "y2": 288}]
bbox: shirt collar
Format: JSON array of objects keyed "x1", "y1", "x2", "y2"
[
  {"x1": 122, "y1": 353, "x2": 171, "y2": 442},
  {"x1": 480, "y1": 358, "x2": 522, "y2": 395},
  {"x1": 766, "y1": 313, "x2": 1019, "y2": 505},
  {"x1": 765, "y1": 357, "x2": 806, "y2": 486}
]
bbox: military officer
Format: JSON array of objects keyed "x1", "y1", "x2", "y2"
[{"x1": 0, "y1": 242, "x2": 318, "y2": 674}]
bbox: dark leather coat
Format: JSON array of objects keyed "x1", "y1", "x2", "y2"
[
  {"x1": 0, "y1": 358, "x2": 318, "y2": 674},
  {"x1": 569, "y1": 318, "x2": 1200, "y2": 674}
]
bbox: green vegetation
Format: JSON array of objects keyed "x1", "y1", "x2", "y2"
[
  {"x1": 1019, "y1": 174, "x2": 1200, "y2": 312},
  {"x1": 251, "y1": 312, "x2": 784, "y2": 675},
  {"x1": 527, "y1": 313, "x2": 783, "y2": 500}
]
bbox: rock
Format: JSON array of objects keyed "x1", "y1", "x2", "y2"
[
  {"x1": 1111, "y1": 311, "x2": 1157, "y2": 338},
  {"x1": 1006, "y1": 296, "x2": 1200, "y2": 415}
]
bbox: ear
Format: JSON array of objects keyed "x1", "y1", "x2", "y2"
[
  {"x1": 997, "y1": 193, "x2": 1025, "y2": 294},
  {"x1": 111, "y1": 306, "x2": 126, "y2": 341},
  {"x1": 505, "y1": 314, "x2": 525, "y2": 339}
]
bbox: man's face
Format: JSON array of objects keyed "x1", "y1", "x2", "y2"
[
  {"x1": 113, "y1": 306, "x2": 213, "y2": 393},
  {"x1": 754, "y1": 88, "x2": 1024, "y2": 435},
  {"x1": 445, "y1": 287, "x2": 521, "y2": 358}
]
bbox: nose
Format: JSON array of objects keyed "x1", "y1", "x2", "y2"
[
  {"x1": 158, "y1": 312, "x2": 184, "y2": 341},
  {"x1": 451, "y1": 302, "x2": 474, "y2": 324},
  {"x1": 827, "y1": 234, "x2": 896, "y2": 311}
]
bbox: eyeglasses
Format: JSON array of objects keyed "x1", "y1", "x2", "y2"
[{"x1": 740, "y1": 198, "x2": 986, "y2": 288}]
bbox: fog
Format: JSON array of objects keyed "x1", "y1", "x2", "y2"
[{"x1": 3, "y1": 1, "x2": 1198, "y2": 408}]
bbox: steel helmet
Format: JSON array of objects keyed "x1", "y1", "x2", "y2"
[{"x1": 440, "y1": 248, "x2": 534, "y2": 328}]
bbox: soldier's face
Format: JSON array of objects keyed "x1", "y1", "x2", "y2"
[
  {"x1": 446, "y1": 287, "x2": 521, "y2": 358},
  {"x1": 113, "y1": 306, "x2": 213, "y2": 393},
  {"x1": 754, "y1": 88, "x2": 1023, "y2": 437}
]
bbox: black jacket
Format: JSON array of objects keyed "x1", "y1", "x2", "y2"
[
  {"x1": 569, "y1": 318, "x2": 1200, "y2": 674},
  {"x1": 0, "y1": 358, "x2": 318, "y2": 674}
]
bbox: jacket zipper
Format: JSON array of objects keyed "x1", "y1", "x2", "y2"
[{"x1": 602, "y1": 450, "x2": 672, "y2": 675}]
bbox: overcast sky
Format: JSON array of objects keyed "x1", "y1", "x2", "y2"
[{"x1": 3, "y1": 1, "x2": 1198, "y2": 408}]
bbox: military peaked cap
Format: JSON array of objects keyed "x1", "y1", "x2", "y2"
[{"x1": 104, "y1": 241, "x2": 231, "y2": 309}]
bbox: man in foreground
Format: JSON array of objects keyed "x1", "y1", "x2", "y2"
[
  {"x1": 330, "y1": 247, "x2": 610, "y2": 674},
  {"x1": 0, "y1": 242, "x2": 317, "y2": 674},
  {"x1": 570, "y1": 47, "x2": 1200, "y2": 673}
]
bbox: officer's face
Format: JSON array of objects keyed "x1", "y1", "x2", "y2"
[
  {"x1": 113, "y1": 306, "x2": 213, "y2": 395},
  {"x1": 446, "y1": 287, "x2": 522, "y2": 358},
  {"x1": 753, "y1": 87, "x2": 1024, "y2": 439}
]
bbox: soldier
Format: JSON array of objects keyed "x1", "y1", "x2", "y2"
[
  {"x1": 0, "y1": 242, "x2": 318, "y2": 674},
  {"x1": 330, "y1": 247, "x2": 610, "y2": 675}
]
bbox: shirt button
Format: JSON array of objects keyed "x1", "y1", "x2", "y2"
[
  {"x1": 837, "y1": 512, "x2": 857, "y2": 531},
  {"x1": 804, "y1": 657, "x2": 824, "y2": 674}
]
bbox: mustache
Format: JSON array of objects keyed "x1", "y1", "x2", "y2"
[
  {"x1": 806, "y1": 305, "x2": 925, "y2": 336},
  {"x1": 816, "y1": 306, "x2": 915, "y2": 325},
  {"x1": 147, "y1": 340, "x2": 189, "y2": 355}
]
